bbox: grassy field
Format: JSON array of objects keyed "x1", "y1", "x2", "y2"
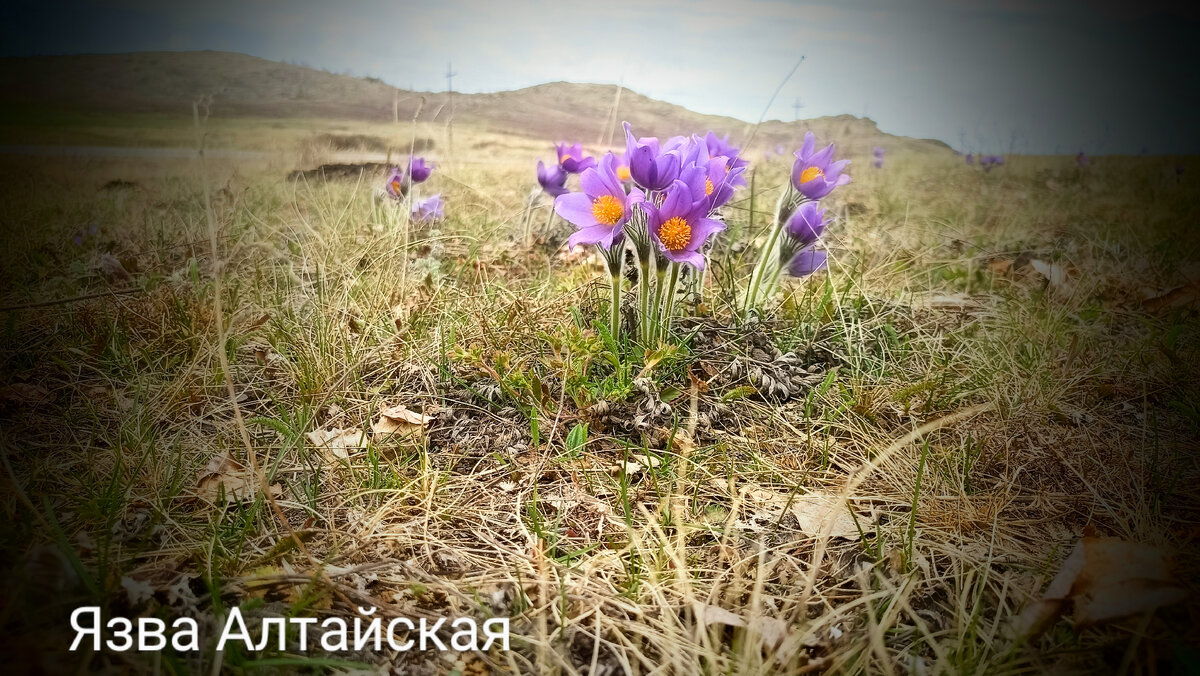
[{"x1": 0, "y1": 118, "x2": 1197, "y2": 675}]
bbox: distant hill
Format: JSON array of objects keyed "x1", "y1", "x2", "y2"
[{"x1": 0, "y1": 51, "x2": 952, "y2": 156}]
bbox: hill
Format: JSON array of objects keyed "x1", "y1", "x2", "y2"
[{"x1": 0, "y1": 51, "x2": 951, "y2": 156}]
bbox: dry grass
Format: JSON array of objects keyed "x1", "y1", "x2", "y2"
[{"x1": 0, "y1": 123, "x2": 1197, "y2": 675}]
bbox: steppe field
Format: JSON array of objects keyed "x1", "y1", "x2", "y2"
[{"x1": 1, "y1": 97, "x2": 1198, "y2": 674}]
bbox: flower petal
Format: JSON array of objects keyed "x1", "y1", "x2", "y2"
[
  {"x1": 567, "y1": 224, "x2": 615, "y2": 249},
  {"x1": 555, "y1": 193, "x2": 597, "y2": 227},
  {"x1": 687, "y1": 218, "x2": 726, "y2": 251},
  {"x1": 788, "y1": 249, "x2": 828, "y2": 277}
]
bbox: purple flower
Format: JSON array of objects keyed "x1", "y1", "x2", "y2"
[
  {"x1": 691, "y1": 155, "x2": 743, "y2": 212},
  {"x1": 785, "y1": 201, "x2": 828, "y2": 248},
  {"x1": 537, "y1": 160, "x2": 569, "y2": 197},
  {"x1": 1075, "y1": 151, "x2": 1089, "y2": 168},
  {"x1": 873, "y1": 158, "x2": 884, "y2": 169},
  {"x1": 702, "y1": 131, "x2": 749, "y2": 176},
  {"x1": 1177, "y1": 164, "x2": 1185, "y2": 176},
  {"x1": 965, "y1": 153, "x2": 974, "y2": 165},
  {"x1": 407, "y1": 157, "x2": 433, "y2": 183},
  {"x1": 624, "y1": 122, "x2": 681, "y2": 192},
  {"x1": 788, "y1": 249, "x2": 828, "y2": 277},
  {"x1": 385, "y1": 166, "x2": 405, "y2": 199},
  {"x1": 411, "y1": 194, "x2": 444, "y2": 222},
  {"x1": 555, "y1": 153, "x2": 644, "y2": 250},
  {"x1": 782, "y1": 201, "x2": 829, "y2": 278},
  {"x1": 614, "y1": 150, "x2": 633, "y2": 183},
  {"x1": 556, "y1": 143, "x2": 596, "y2": 174},
  {"x1": 872, "y1": 146, "x2": 885, "y2": 158},
  {"x1": 791, "y1": 132, "x2": 851, "y2": 200},
  {"x1": 643, "y1": 179, "x2": 725, "y2": 269},
  {"x1": 979, "y1": 154, "x2": 1005, "y2": 172}
]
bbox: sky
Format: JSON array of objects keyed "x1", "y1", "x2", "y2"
[{"x1": 3, "y1": 0, "x2": 1198, "y2": 154}]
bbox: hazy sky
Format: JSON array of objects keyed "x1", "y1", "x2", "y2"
[{"x1": 3, "y1": 0, "x2": 1198, "y2": 154}]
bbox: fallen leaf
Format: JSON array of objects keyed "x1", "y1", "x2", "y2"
[
  {"x1": 0, "y1": 382, "x2": 50, "y2": 408},
  {"x1": 987, "y1": 258, "x2": 1015, "y2": 276},
  {"x1": 668, "y1": 431, "x2": 697, "y2": 455},
  {"x1": 1030, "y1": 259, "x2": 1071, "y2": 294},
  {"x1": 787, "y1": 492, "x2": 865, "y2": 540},
  {"x1": 697, "y1": 605, "x2": 796, "y2": 657},
  {"x1": 739, "y1": 486, "x2": 864, "y2": 540},
  {"x1": 1011, "y1": 537, "x2": 1188, "y2": 639},
  {"x1": 306, "y1": 428, "x2": 369, "y2": 461},
  {"x1": 372, "y1": 403, "x2": 433, "y2": 438},
  {"x1": 93, "y1": 253, "x2": 132, "y2": 282},
  {"x1": 195, "y1": 452, "x2": 283, "y2": 503},
  {"x1": 165, "y1": 575, "x2": 198, "y2": 608},
  {"x1": 911, "y1": 293, "x2": 983, "y2": 311},
  {"x1": 1142, "y1": 283, "x2": 1200, "y2": 312},
  {"x1": 630, "y1": 453, "x2": 662, "y2": 469},
  {"x1": 121, "y1": 575, "x2": 155, "y2": 606}
]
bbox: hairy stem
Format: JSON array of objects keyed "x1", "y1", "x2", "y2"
[
  {"x1": 637, "y1": 250, "x2": 654, "y2": 345},
  {"x1": 609, "y1": 274, "x2": 622, "y2": 340},
  {"x1": 659, "y1": 262, "x2": 681, "y2": 339},
  {"x1": 744, "y1": 184, "x2": 797, "y2": 314}
]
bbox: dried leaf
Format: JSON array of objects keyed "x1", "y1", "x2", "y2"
[
  {"x1": 912, "y1": 293, "x2": 983, "y2": 311},
  {"x1": 739, "y1": 486, "x2": 863, "y2": 540},
  {"x1": 697, "y1": 605, "x2": 795, "y2": 656},
  {"x1": 306, "y1": 427, "x2": 369, "y2": 461},
  {"x1": 1012, "y1": 537, "x2": 1187, "y2": 639},
  {"x1": 630, "y1": 453, "x2": 662, "y2": 469},
  {"x1": 1030, "y1": 259, "x2": 1070, "y2": 292},
  {"x1": 372, "y1": 403, "x2": 433, "y2": 438},
  {"x1": 0, "y1": 382, "x2": 50, "y2": 408},
  {"x1": 699, "y1": 604, "x2": 746, "y2": 628},
  {"x1": 165, "y1": 575, "x2": 198, "y2": 608},
  {"x1": 195, "y1": 452, "x2": 283, "y2": 503},
  {"x1": 121, "y1": 575, "x2": 155, "y2": 606},
  {"x1": 94, "y1": 252, "x2": 132, "y2": 282},
  {"x1": 1142, "y1": 283, "x2": 1200, "y2": 312},
  {"x1": 987, "y1": 258, "x2": 1015, "y2": 276},
  {"x1": 787, "y1": 492, "x2": 863, "y2": 540}
]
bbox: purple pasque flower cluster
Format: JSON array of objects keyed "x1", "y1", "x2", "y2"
[
  {"x1": 978, "y1": 154, "x2": 1004, "y2": 172},
  {"x1": 777, "y1": 133, "x2": 847, "y2": 277},
  {"x1": 555, "y1": 122, "x2": 745, "y2": 268},
  {"x1": 626, "y1": 123, "x2": 747, "y2": 268},
  {"x1": 781, "y1": 201, "x2": 830, "y2": 277},
  {"x1": 872, "y1": 146, "x2": 885, "y2": 169},
  {"x1": 742, "y1": 131, "x2": 847, "y2": 313},
  {"x1": 553, "y1": 122, "x2": 748, "y2": 342},
  {"x1": 384, "y1": 156, "x2": 435, "y2": 200}
]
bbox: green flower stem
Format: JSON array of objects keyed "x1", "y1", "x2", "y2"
[
  {"x1": 521, "y1": 191, "x2": 537, "y2": 246},
  {"x1": 744, "y1": 185, "x2": 796, "y2": 314},
  {"x1": 659, "y1": 262, "x2": 681, "y2": 339},
  {"x1": 649, "y1": 262, "x2": 668, "y2": 346},
  {"x1": 609, "y1": 274, "x2": 622, "y2": 340},
  {"x1": 637, "y1": 250, "x2": 654, "y2": 345}
]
